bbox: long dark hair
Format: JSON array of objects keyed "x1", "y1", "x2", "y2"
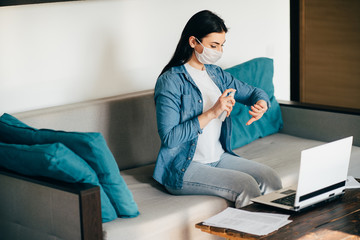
[{"x1": 159, "y1": 10, "x2": 228, "y2": 76}]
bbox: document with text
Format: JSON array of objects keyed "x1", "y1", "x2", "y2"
[{"x1": 203, "y1": 207, "x2": 292, "y2": 236}]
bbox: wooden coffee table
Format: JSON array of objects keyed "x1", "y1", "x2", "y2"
[{"x1": 196, "y1": 184, "x2": 360, "y2": 239}]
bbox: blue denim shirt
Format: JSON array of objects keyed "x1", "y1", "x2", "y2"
[{"x1": 153, "y1": 64, "x2": 270, "y2": 189}]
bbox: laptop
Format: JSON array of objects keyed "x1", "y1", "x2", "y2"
[{"x1": 251, "y1": 136, "x2": 353, "y2": 211}]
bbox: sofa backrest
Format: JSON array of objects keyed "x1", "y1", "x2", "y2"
[
  {"x1": 14, "y1": 90, "x2": 160, "y2": 170},
  {"x1": 279, "y1": 101, "x2": 360, "y2": 146},
  {"x1": 13, "y1": 89, "x2": 360, "y2": 172}
]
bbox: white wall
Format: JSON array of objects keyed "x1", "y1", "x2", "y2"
[{"x1": 0, "y1": 0, "x2": 290, "y2": 114}]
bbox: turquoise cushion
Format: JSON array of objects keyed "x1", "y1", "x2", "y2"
[
  {"x1": 0, "y1": 142, "x2": 117, "y2": 222},
  {"x1": 225, "y1": 58, "x2": 283, "y2": 149},
  {"x1": 0, "y1": 114, "x2": 139, "y2": 218}
]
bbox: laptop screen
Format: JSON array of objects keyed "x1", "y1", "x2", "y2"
[{"x1": 295, "y1": 136, "x2": 353, "y2": 208}]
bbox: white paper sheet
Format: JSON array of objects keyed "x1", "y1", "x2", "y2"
[
  {"x1": 203, "y1": 207, "x2": 292, "y2": 236},
  {"x1": 346, "y1": 176, "x2": 360, "y2": 189}
]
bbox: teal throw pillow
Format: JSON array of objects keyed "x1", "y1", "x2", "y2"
[
  {"x1": 225, "y1": 57, "x2": 283, "y2": 149},
  {"x1": 0, "y1": 142, "x2": 117, "y2": 222},
  {"x1": 0, "y1": 114, "x2": 139, "y2": 218}
]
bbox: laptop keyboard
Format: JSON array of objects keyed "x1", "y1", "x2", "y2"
[{"x1": 272, "y1": 193, "x2": 296, "y2": 206}]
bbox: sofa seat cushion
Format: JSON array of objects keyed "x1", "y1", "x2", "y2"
[
  {"x1": 103, "y1": 133, "x2": 360, "y2": 239},
  {"x1": 233, "y1": 133, "x2": 360, "y2": 188},
  {"x1": 103, "y1": 164, "x2": 231, "y2": 240}
]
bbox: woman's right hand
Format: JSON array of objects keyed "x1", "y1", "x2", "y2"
[
  {"x1": 211, "y1": 88, "x2": 236, "y2": 118},
  {"x1": 198, "y1": 89, "x2": 236, "y2": 129}
]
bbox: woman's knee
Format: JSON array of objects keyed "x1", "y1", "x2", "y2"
[
  {"x1": 258, "y1": 166, "x2": 283, "y2": 194},
  {"x1": 166, "y1": 169, "x2": 261, "y2": 207},
  {"x1": 231, "y1": 174, "x2": 261, "y2": 208},
  {"x1": 217, "y1": 153, "x2": 282, "y2": 193}
]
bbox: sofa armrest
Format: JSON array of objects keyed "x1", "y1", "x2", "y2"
[
  {"x1": 0, "y1": 167, "x2": 102, "y2": 240},
  {"x1": 279, "y1": 100, "x2": 360, "y2": 146}
]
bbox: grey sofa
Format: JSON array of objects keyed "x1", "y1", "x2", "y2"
[{"x1": 1, "y1": 89, "x2": 359, "y2": 240}]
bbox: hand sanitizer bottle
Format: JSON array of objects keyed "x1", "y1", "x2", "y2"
[{"x1": 218, "y1": 90, "x2": 236, "y2": 122}]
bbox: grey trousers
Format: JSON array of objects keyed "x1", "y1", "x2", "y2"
[{"x1": 166, "y1": 152, "x2": 282, "y2": 208}]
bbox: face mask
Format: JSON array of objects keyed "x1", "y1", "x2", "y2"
[{"x1": 194, "y1": 38, "x2": 223, "y2": 64}]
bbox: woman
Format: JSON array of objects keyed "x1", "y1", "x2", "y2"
[{"x1": 153, "y1": 10, "x2": 282, "y2": 208}]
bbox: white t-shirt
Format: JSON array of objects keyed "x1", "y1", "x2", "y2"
[{"x1": 185, "y1": 63, "x2": 225, "y2": 164}]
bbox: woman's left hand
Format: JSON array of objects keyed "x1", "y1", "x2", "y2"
[{"x1": 246, "y1": 100, "x2": 268, "y2": 126}]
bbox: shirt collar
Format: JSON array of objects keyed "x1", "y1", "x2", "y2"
[{"x1": 170, "y1": 64, "x2": 213, "y2": 74}]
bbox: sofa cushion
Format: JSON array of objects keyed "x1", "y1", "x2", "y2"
[
  {"x1": 102, "y1": 133, "x2": 360, "y2": 239},
  {"x1": 225, "y1": 57, "x2": 283, "y2": 149},
  {"x1": 0, "y1": 113, "x2": 139, "y2": 218},
  {"x1": 0, "y1": 142, "x2": 117, "y2": 222},
  {"x1": 103, "y1": 164, "x2": 232, "y2": 240},
  {"x1": 232, "y1": 133, "x2": 360, "y2": 187}
]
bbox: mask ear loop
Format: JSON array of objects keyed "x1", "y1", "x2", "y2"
[
  {"x1": 194, "y1": 37, "x2": 205, "y2": 55},
  {"x1": 195, "y1": 38, "x2": 204, "y2": 47}
]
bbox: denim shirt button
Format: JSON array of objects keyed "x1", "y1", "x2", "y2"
[
  {"x1": 181, "y1": 168, "x2": 185, "y2": 172},
  {"x1": 198, "y1": 99, "x2": 202, "y2": 103},
  {"x1": 187, "y1": 157, "x2": 191, "y2": 160}
]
